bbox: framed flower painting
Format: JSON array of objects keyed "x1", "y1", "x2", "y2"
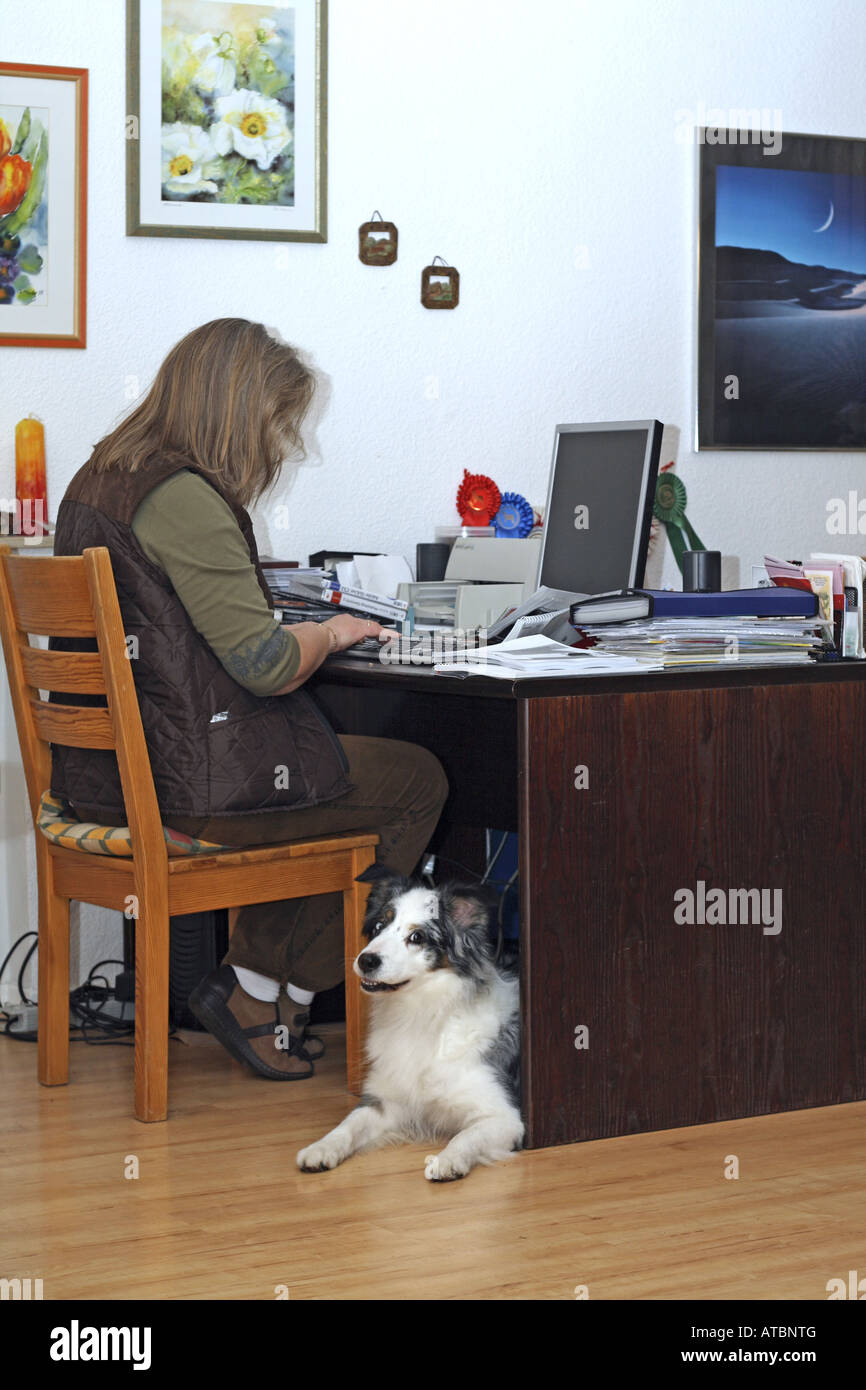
[
  {"x1": 0, "y1": 63, "x2": 88, "y2": 348},
  {"x1": 126, "y1": 0, "x2": 327, "y2": 242}
]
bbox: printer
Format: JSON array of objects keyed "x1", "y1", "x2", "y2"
[{"x1": 397, "y1": 535, "x2": 542, "y2": 629}]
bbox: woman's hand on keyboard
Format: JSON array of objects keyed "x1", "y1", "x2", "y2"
[{"x1": 324, "y1": 614, "x2": 386, "y2": 651}]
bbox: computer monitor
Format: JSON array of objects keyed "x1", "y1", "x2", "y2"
[{"x1": 536, "y1": 420, "x2": 663, "y2": 594}]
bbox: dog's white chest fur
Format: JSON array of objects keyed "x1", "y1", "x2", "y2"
[{"x1": 366, "y1": 971, "x2": 517, "y2": 1136}]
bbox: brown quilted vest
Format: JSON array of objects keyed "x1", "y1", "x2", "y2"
[{"x1": 49, "y1": 456, "x2": 352, "y2": 822}]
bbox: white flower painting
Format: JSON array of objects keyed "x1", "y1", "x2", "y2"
[
  {"x1": 128, "y1": 0, "x2": 326, "y2": 243},
  {"x1": 160, "y1": 0, "x2": 296, "y2": 206},
  {"x1": 161, "y1": 121, "x2": 221, "y2": 195},
  {"x1": 211, "y1": 89, "x2": 291, "y2": 170}
]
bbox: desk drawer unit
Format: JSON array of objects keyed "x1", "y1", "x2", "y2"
[{"x1": 519, "y1": 674, "x2": 866, "y2": 1149}]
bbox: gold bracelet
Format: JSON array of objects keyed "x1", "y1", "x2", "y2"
[{"x1": 325, "y1": 622, "x2": 338, "y2": 652}]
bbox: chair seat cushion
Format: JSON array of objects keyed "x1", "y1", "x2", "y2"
[{"x1": 37, "y1": 790, "x2": 229, "y2": 856}]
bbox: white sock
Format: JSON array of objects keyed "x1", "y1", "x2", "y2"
[
  {"x1": 286, "y1": 982, "x2": 315, "y2": 1006},
  {"x1": 232, "y1": 966, "x2": 280, "y2": 1003}
]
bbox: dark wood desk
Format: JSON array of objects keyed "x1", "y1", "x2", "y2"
[{"x1": 312, "y1": 657, "x2": 866, "y2": 1150}]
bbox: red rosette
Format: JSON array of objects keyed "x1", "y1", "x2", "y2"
[{"x1": 456, "y1": 469, "x2": 501, "y2": 525}]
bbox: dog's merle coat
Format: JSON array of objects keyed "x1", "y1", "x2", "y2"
[{"x1": 296, "y1": 877, "x2": 523, "y2": 1181}]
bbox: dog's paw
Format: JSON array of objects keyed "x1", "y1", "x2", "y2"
[
  {"x1": 424, "y1": 1151, "x2": 470, "y2": 1182},
  {"x1": 296, "y1": 1139, "x2": 344, "y2": 1172}
]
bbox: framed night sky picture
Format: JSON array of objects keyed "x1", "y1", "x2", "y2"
[{"x1": 697, "y1": 131, "x2": 866, "y2": 450}]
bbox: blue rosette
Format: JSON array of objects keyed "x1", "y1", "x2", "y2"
[{"x1": 492, "y1": 491, "x2": 533, "y2": 538}]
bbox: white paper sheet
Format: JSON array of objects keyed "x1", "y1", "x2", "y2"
[
  {"x1": 335, "y1": 560, "x2": 361, "y2": 591},
  {"x1": 353, "y1": 554, "x2": 413, "y2": 598},
  {"x1": 436, "y1": 634, "x2": 664, "y2": 678}
]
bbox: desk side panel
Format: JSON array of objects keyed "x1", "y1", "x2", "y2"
[{"x1": 519, "y1": 681, "x2": 866, "y2": 1149}]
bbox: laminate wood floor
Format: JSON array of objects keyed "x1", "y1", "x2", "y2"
[{"x1": 1, "y1": 1025, "x2": 862, "y2": 1300}]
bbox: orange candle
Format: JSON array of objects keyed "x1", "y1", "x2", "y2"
[{"x1": 15, "y1": 416, "x2": 47, "y2": 535}]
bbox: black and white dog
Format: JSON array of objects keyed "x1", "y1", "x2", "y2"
[{"x1": 296, "y1": 877, "x2": 523, "y2": 1181}]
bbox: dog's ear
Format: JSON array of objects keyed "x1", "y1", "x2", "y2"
[
  {"x1": 354, "y1": 861, "x2": 394, "y2": 884},
  {"x1": 442, "y1": 883, "x2": 496, "y2": 932},
  {"x1": 440, "y1": 884, "x2": 496, "y2": 974}
]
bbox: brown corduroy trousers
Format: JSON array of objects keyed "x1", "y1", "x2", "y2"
[{"x1": 166, "y1": 735, "x2": 449, "y2": 991}]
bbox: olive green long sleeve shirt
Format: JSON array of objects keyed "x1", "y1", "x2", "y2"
[{"x1": 130, "y1": 469, "x2": 300, "y2": 697}]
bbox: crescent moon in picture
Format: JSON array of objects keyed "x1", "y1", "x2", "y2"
[{"x1": 814, "y1": 201, "x2": 835, "y2": 232}]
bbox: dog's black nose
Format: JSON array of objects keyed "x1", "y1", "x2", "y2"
[{"x1": 358, "y1": 952, "x2": 380, "y2": 973}]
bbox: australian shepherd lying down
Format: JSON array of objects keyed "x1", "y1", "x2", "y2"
[{"x1": 296, "y1": 877, "x2": 523, "y2": 1181}]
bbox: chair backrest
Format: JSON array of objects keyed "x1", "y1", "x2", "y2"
[{"x1": 0, "y1": 544, "x2": 166, "y2": 864}]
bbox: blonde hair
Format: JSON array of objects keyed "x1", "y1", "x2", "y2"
[{"x1": 88, "y1": 317, "x2": 316, "y2": 507}]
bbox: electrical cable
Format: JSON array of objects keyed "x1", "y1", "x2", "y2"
[
  {"x1": 481, "y1": 830, "x2": 509, "y2": 884},
  {"x1": 0, "y1": 931, "x2": 37, "y2": 995},
  {"x1": 16, "y1": 938, "x2": 38, "y2": 1005},
  {"x1": 495, "y1": 867, "x2": 520, "y2": 961},
  {"x1": 71, "y1": 957, "x2": 136, "y2": 1045},
  {"x1": 0, "y1": 946, "x2": 180, "y2": 1048}
]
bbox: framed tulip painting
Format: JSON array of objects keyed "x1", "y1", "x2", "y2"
[
  {"x1": 0, "y1": 63, "x2": 88, "y2": 349},
  {"x1": 127, "y1": 0, "x2": 327, "y2": 242}
]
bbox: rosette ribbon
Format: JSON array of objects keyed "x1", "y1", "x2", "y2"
[
  {"x1": 492, "y1": 491, "x2": 534, "y2": 538},
  {"x1": 456, "y1": 469, "x2": 501, "y2": 526},
  {"x1": 652, "y1": 473, "x2": 706, "y2": 572}
]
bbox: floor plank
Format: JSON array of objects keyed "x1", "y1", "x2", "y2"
[{"x1": 1, "y1": 1026, "x2": 863, "y2": 1301}]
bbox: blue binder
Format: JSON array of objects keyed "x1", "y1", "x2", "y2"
[{"x1": 570, "y1": 587, "x2": 819, "y2": 624}]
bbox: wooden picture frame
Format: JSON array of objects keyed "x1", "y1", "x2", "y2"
[
  {"x1": 0, "y1": 63, "x2": 88, "y2": 349},
  {"x1": 421, "y1": 262, "x2": 459, "y2": 309},
  {"x1": 127, "y1": 0, "x2": 328, "y2": 243},
  {"x1": 358, "y1": 218, "x2": 397, "y2": 265}
]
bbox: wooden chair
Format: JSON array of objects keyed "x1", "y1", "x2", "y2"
[{"x1": 0, "y1": 544, "x2": 377, "y2": 1121}]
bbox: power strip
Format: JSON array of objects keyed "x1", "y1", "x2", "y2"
[
  {"x1": 3, "y1": 995, "x2": 135, "y2": 1035},
  {"x1": 6, "y1": 1003, "x2": 39, "y2": 1034}
]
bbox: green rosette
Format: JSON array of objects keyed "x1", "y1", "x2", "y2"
[{"x1": 653, "y1": 473, "x2": 705, "y2": 572}]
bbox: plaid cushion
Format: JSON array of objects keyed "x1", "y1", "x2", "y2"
[{"x1": 37, "y1": 790, "x2": 228, "y2": 857}]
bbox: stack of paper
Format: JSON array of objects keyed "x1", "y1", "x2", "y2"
[
  {"x1": 801, "y1": 552, "x2": 865, "y2": 659},
  {"x1": 261, "y1": 566, "x2": 329, "y2": 602},
  {"x1": 434, "y1": 634, "x2": 665, "y2": 679},
  {"x1": 578, "y1": 616, "x2": 832, "y2": 668}
]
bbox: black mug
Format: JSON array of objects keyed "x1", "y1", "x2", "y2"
[
  {"x1": 683, "y1": 550, "x2": 721, "y2": 593},
  {"x1": 416, "y1": 543, "x2": 451, "y2": 582}
]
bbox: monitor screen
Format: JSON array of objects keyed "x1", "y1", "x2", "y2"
[{"x1": 538, "y1": 421, "x2": 663, "y2": 594}]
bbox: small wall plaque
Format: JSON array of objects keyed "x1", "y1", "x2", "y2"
[
  {"x1": 421, "y1": 256, "x2": 460, "y2": 309},
  {"x1": 359, "y1": 211, "x2": 398, "y2": 265}
]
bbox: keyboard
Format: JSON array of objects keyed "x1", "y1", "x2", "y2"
[
  {"x1": 332, "y1": 631, "x2": 489, "y2": 666},
  {"x1": 336, "y1": 637, "x2": 400, "y2": 660},
  {"x1": 334, "y1": 636, "x2": 438, "y2": 664}
]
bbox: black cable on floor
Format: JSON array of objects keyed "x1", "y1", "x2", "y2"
[{"x1": 0, "y1": 935, "x2": 179, "y2": 1046}]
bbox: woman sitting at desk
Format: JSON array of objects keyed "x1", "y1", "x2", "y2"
[{"x1": 50, "y1": 317, "x2": 448, "y2": 1079}]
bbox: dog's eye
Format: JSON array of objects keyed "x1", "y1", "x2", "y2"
[
  {"x1": 407, "y1": 930, "x2": 427, "y2": 945},
  {"x1": 367, "y1": 922, "x2": 384, "y2": 938}
]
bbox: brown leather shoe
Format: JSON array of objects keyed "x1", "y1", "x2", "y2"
[
  {"x1": 189, "y1": 965, "x2": 314, "y2": 1079},
  {"x1": 279, "y1": 995, "x2": 325, "y2": 1061}
]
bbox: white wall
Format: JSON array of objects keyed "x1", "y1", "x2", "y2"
[{"x1": 2, "y1": 0, "x2": 865, "y2": 988}]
